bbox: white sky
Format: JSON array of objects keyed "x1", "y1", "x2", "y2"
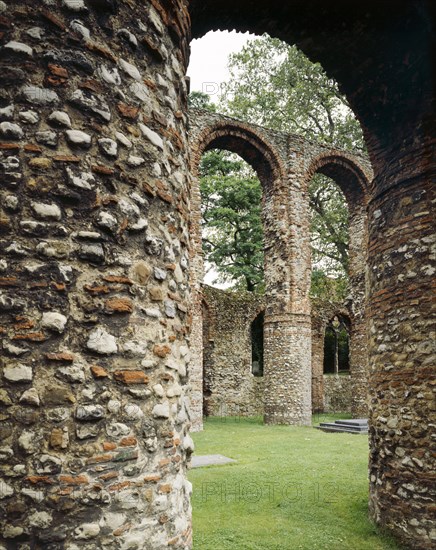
[{"x1": 187, "y1": 31, "x2": 254, "y2": 103}]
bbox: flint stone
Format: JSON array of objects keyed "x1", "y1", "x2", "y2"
[
  {"x1": 76, "y1": 425, "x2": 99, "y2": 439},
  {"x1": 3, "y1": 525, "x2": 23, "y2": 538},
  {"x1": 28, "y1": 511, "x2": 52, "y2": 529},
  {"x1": 0, "y1": 105, "x2": 14, "y2": 120},
  {"x1": 19, "y1": 110, "x2": 39, "y2": 124},
  {"x1": 87, "y1": 327, "x2": 117, "y2": 354},
  {"x1": 36, "y1": 130, "x2": 58, "y2": 147},
  {"x1": 65, "y1": 129, "x2": 92, "y2": 147},
  {"x1": 63, "y1": 0, "x2": 87, "y2": 11},
  {"x1": 75, "y1": 404, "x2": 105, "y2": 421},
  {"x1": 98, "y1": 65, "x2": 121, "y2": 86},
  {"x1": 57, "y1": 364, "x2": 85, "y2": 383},
  {"x1": 74, "y1": 523, "x2": 100, "y2": 540},
  {"x1": 118, "y1": 29, "x2": 138, "y2": 48},
  {"x1": 106, "y1": 422, "x2": 130, "y2": 437},
  {"x1": 79, "y1": 243, "x2": 105, "y2": 263},
  {"x1": 0, "y1": 122, "x2": 23, "y2": 140},
  {"x1": 144, "y1": 235, "x2": 163, "y2": 256},
  {"x1": 35, "y1": 454, "x2": 62, "y2": 474},
  {"x1": 70, "y1": 20, "x2": 90, "y2": 40},
  {"x1": 31, "y1": 202, "x2": 62, "y2": 220},
  {"x1": 0, "y1": 481, "x2": 13, "y2": 499},
  {"x1": 3, "y1": 342, "x2": 29, "y2": 356},
  {"x1": 48, "y1": 110, "x2": 72, "y2": 127},
  {"x1": 69, "y1": 89, "x2": 111, "y2": 122},
  {"x1": 66, "y1": 167, "x2": 95, "y2": 190},
  {"x1": 139, "y1": 124, "x2": 164, "y2": 150},
  {"x1": 3, "y1": 364, "x2": 32, "y2": 382},
  {"x1": 0, "y1": 294, "x2": 25, "y2": 311},
  {"x1": 26, "y1": 26, "x2": 44, "y2": 39},
  {"x1": 119, "y1": 58, "x2": 141, "y2": 81},
  {"x1": 152, "y1": 402, "x2": 170, "y2": 419},
  {"x1": 4, "y1": 41, "x2": 33, "y2": 56},
  {"x1": 21, "y1": 86, "x2": 59, "y2": 105},
  {"x1": 127, "y1": 155, "x2": 145, "y2": 167},
  {"x1": 165, "y1": 300, "x2": 176, "y2": 318},
  {"x1": 154, "y1": 267, "x2": 167, "y2": 281},
  {"x1": 115, "y1": 131, "x2": 132, "y2": 148},
  {"x1": 96, "y1": 211, "x2": 118, "y2": 232},
  {"x1": 19, "y1": 388, "x2": 40, "y2": 406},
  {"x1": 22, "y1": 488, "x2": 44, "y2": 502},
  {"x1": 98, "y1": 138, "x2": 117, "y2": 157}
]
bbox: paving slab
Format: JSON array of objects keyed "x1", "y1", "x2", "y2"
[{"x1": 190, "y1": 454, "x2": 236, "y2": 468}]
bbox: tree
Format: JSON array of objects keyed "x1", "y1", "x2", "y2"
[
  {"x1": 220, "y1": 36, "x2": 364, "y2": 151},
  {"x1": 200, "y1": 151, "x2": 264, "y2": 292},
  {"x1": 188, "y1": 91, "x2": 216, "y2": 112},
  {"x1": 194, "y1": 35, "x2": 366, "y2": 295}
]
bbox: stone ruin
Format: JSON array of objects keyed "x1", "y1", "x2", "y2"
[
  {"x1": 200, "y1": 285, "x2": 359, "y2": 419},
  {"x1": 0, "y1": 1, "x2": 434, "y2": 549},
  {"x1": 189, "y1": 108, "x2": 371, "y2": 428}
]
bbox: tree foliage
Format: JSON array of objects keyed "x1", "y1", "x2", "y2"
[
  {"x1": 200, "y1": 151, "x2": 264, "y2": 292},
  {"x1": 193, "y1": 35, "x2": 366, "y2": 295}
]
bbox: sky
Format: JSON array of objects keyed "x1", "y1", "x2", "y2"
[{"x1": 187, "y1": 30, "x2": 254, "y2": 103}]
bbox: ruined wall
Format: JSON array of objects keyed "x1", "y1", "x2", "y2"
[
  {"x1": 202, "y1": 287, "x2": 356, "y2": 417},
  {"x1": 323, "y1": 375, "x2": 352, "y2": 413},
  {"x1": 202, "y1": 286, "x2": 264, "y2": 417},
  {"x1": 0, "y1": 0, "x2": 433, "y2": 548},
  {"x1": 0, "y1": 1, "x2": 194, "y2": 548},
  {"x1": 188, "y1": 108, "x2": 371, "y2": 428},
  {"x1": 189, "y1": 1, "x2": 435, "y2": 546}
]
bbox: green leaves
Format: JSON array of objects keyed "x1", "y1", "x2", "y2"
[
  {"x1": 193, "y1": 35, "x2": 365, "y2": 297},
  {"x1": 219, "y1": 36, "x2": 365, "y2": 152},
  {"x1": 200, "y1": 151, "x2": 264, "y2": 292}
]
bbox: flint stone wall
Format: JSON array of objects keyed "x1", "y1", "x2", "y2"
[
  {"x1": 202, "y1": 285, "x2": 356, "y2": 417},
  {"x1": 0, "y1": 1, "x2": 193, "y2": 548}
]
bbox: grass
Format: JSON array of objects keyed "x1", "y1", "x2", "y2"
[{"x1": 188, "y1": 415, "x2": 401, "y2": 550}]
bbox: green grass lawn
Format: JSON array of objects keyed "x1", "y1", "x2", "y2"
[{"x1": 189, "y1": 415, "x2": 401, "y2": 550}]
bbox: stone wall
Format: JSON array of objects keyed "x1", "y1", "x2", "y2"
[
  {"x1": 323, "y1": 375, "x2": 352, "y2": 413},
  {"x1": 202, "y1": 285, "x2": 264, "y2": 417},
  {"x1": 0, "y1": 1, "x2": 433, "y2": 548},
  {"x1": 202, "y1": 286, "x2": 356, "y2": 417},
  {"x1": 0, "y1": 1, "x2": 193, "y2": 548},
  {"x1": 188, "y1": 108, "x2": 371, "y2": 428}
]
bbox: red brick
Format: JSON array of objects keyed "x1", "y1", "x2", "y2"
[{"x1": 113, "y1": 371, "x2": 149, "y2": 385}]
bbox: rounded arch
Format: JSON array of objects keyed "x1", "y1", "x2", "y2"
[
  {"x1": 189, "y1": 112, "x2": 286, "y2": 193},
  {"x1": 304, "y1": 152, "x2": 372, "y2": 208}
]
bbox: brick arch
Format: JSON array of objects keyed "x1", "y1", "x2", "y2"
[
  {"x1": 189, "y1": 115, "x2": 286, "y2": 192},
  {"x1": 304, "y1": 152, "x2": 372, "y2": 208}
]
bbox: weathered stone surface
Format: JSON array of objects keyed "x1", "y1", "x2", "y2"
[
  {"x1": 87, "y1": 327, "x2": 117, "y2": 355},
  {"x1": 41, "y1": 311, "x2": 68, "y2": 332},
  {"x1": 0, "y1": 2, "x2": 432, "y2": 549},
  {"x1": 152, "y1": 402, "x2": 170, "y2": 419},
  {"x1": 65, "y1": 129, "x2": 92, "y2": 147},
  {"x1": 3, "y1": 364, "x2": 32, "y2": 383},
  {"x1": 48, "y1": 110, "x2": 72, "y2": 127}
]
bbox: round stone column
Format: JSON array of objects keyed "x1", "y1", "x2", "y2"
[
  {"x1": 263, "y1": 313, "x2": 312, "y2": 425},
  {"x1": 262, "y1": 165, "x2": 312, "y2": 426},
  {"x1": 0, "y1": 1, "x2": 193, "y2": 548},
  {"x1": 367, "y1": 135, "x2": 435, "y2": 549}
]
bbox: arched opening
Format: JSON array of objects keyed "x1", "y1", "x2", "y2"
[
  {"x1": 187, "y1": 7, "x2": 434, "y2": 549},
  {"x1": 200, "y1": 148, "x2": 264, "y2": 291},
  {"x1": 251, "y1": 310, "x2": 264, "y2": 376},
  {"x1": 323, "y1": 315, "x2": 350, "y2": 374},
  {"x1": 306, "y1": 153, "x2": 370, "y2": 418}
]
